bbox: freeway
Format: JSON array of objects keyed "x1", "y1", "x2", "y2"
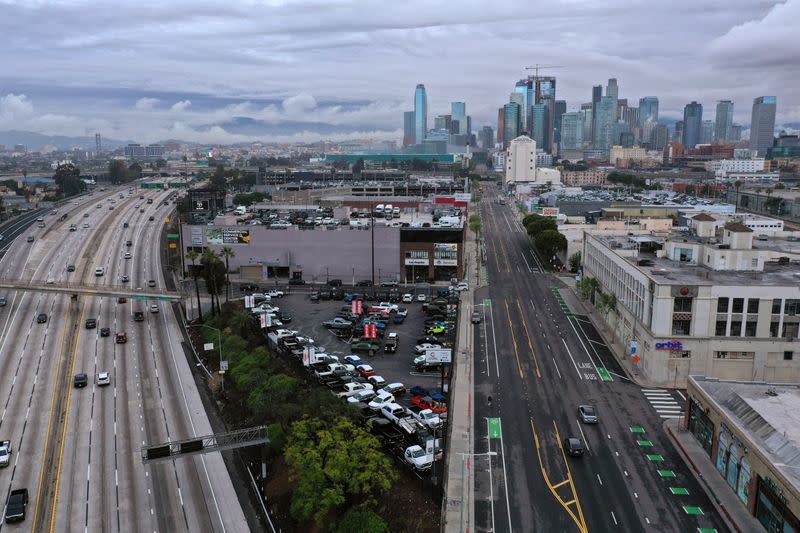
[
  {"x1": 0, "y1": 185, "x2": 248, "y2": 532},
  {"x1": 471, "y1": 187, "x2": 728, "y2": 533}
]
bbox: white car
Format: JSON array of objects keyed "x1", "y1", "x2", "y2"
[
  {"x1": 415, "y1": 343, "x2": 442, "y2": 354},
  {"x1": 252, "y1": 304, "x2": 279, "y2": 315},
  {"x1": 455, "y1": 282, "x2": 469, "y2": 292},
  {"x1": 0, "y1": 440, "x2": 13, "y2": 468},
  {"x1": 368, "y1": 391, "x2": 395, "y2": 411},
  {"x1": 267, "y1": 289, "x2": 284, "y2": 298},
  {"x1": 404, "y1": 445, "x2": 432, "y2": 471},
  {"x1": 96, "y1": 372, "x2": 111, "y2": 386},
  {"x1": 347, "y1": 389, "x2": 377, "y2": 404},
  {"x1": 402, "y1": 293, "x2": 413, "y2": 303},
  {"x1": 124, "y1": 252, "x2": 132, "y2": 259},
  {"x1": 417, "y1": 294, "x2": 426, "y2": 302},
  {"x1": 150, "y1": 304, "x2": 159, "y2": 313}
]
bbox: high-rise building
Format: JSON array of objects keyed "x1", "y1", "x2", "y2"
[
  {"x1": 606, "y1": 78, "x2": 619, "y2": 119},
  {"x1": 504, "y1": 135, "x2": 537, "y2": 185},
  {"x1": 638, "y1": 97, "x2": 659, "y2": 125},
  {"x1": 682, "y1": 101, "x2": 703, "y2": 150},
  {"x1": 591, "y1": 85, "x2": 602, "y2": 141},
  {"x1": 451, "y1": 102, "x2": 467, "y2": 135},
  {"x1": 497, "y1": 108, "x2": 505, "y2": 145},
  {"x1": 502, "y1": 103, "x2": 521, "y2": 149},
  {"x1": 531, "y1": 103, "x2": 549, "y2": 152},
  {"x1": 593, "y1": 96, "x2": 616, "y2": 150},
  {"x1": 414, "y1": 84, "x2": 427, "y2": 145},
  {"x1": 479, "y1": 126, "x2": 494, "y2": 150},
  {"x1": 701, "y1": 120, "x2": 715, "y2": 144},
  {"x1": 509, "y1": 92, "x2": 525, "y2": 134},
  {"x1": 403, "y1": 111, "x2": 415, "y2": 147},
  {"x1": 623, "y1": 107, "x2": 639, "y2": 129},
  {"x1": 715, "y1": 100, "x2": 734, "y2": 142},
  {"x1": 581, "y1": 103, "x2": 593, "y2": 146},
  {"x1": 433, "y1": 114, "x2": 451, "y2": 131},
  {"x1": 95, "y1": 133, "x2": 102, "y2": 153},
  {"x1": 674, "y1": 121, "x2": 684, "y2": 143},
  {"x1": 560, "y1": 112, "x2": 584, "y2": 151},
  {"x1": 650, "y1": 124, "x2": 669, "y2": 151},
  {"x1": 750, "y1": 96, "x2": 777, "y2": 157},
  {"x1": 553, "y1": 100, "x2": 566, "y2": 147},
  {"x1": 730, "y1": 124, "x2": 743, "y2": 142}
]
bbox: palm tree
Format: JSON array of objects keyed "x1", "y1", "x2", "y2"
[
  {"x1": 734, "y1": 180, "x2": 743, "y2": 208},
  {"x1": 219, "y1": 246, "x2": 235, "y2": 302},
  {"x1": 201, "y1": 248, "x2": 221, "y2": 314},
  {"x1": 186, "y1": 249, "x2": 203, "y2": 322}
]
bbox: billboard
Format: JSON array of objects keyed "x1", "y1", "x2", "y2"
[
  {"x1": 206, "y1": 228, "x2": 251, "y2": 245},
  {"x1": 425, "y1": 349, "x2": 452, "y2": 364},
  {"x1": 434, "y1": 243, "x2": 458, "y2": 252},
  {"x1": 541, "y1": 207, "x2": 560, "y2": 217}
]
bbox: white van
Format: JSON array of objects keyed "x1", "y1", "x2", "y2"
[
  {"x1": 375, "y1": 204, "x2": 385, "y2": 215},
  {"x1": 95, "y1": 267, "x2": 104, "y2": 277},
  {"x1": 234, "y1": 206, "x2": 247, "y2": 216},
  {"x1": 384, "y1": 204, "x2": 393, "y2": 219}
]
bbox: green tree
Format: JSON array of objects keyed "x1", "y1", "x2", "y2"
[
  {"x1": 597, "y1": 292, "x2": 617, "y2": 316},
  {"x1": 219, "y1": 246, "x2": 235, "y2": 302},
  {"x1": 201, "y1": 249, "x2": 225, "y2": 314},
  {"x1": 534, "y1": 229, "x2": 567, "y2": 262},
  {"x1": 334, "y1": 509, "x2": 388, "y2": 533},
  {"x1": 568, "y1": 252, "x2": 581, "y2": 273},
  {"x1": 576, "y1": 276, "x2": 600, "y2": 301},
  {"x1": 108, "y1": 160, "x2": 128, "y2": 182},
  {"x1": 526, "y1": 217, "x2": 557, "y2": 237},
  {"x1": 468, "y1": 214, "x2": 481, "y2": 246},
  {"x1": 186, "y1": 249, "x2": 203, "y2": 322},
  {"x1": 522, "y1": 214, "x2": 542, "y2": 228},
  {"x1": 53, "y1": 163, "x2": 84, "y2": 196},
  {"x1": 127, "y1": 162, "x2": 143, "y2": 180},
  {"x1": 284, "y1": 417, "x2": 396, "y2": 525},
  {"x1": 247, "y1": 374, "x2": 300, "y2": 420}
]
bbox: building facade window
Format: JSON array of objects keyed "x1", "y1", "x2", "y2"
[
  {"x1": 747, "y1": 299, "x2": 760, "y2": 313},
  {"x1": 737, "y1": 458, "x2": 750, "y2": 506},
  {"x1": 669, "y1": 350, "x2": 692, "y2": 359},
  {"x1": 714, "y1": 351, "x2": 755, "y2": 360},
  {"x1": 674, "y1": 297, "x2": 693, "y2": 312},
  {"x1": 770, "y1": 322, "x2": 782, "y2": 338},
  {"x1": 785, "y1": 351, "x2": 795, "y2": 361},
  {"x1": 716, "y1": 321, "x2": 728, "y2": 336},
  {"x1": 730, "y1": 321, "x2": 742, "y2": 336},
  {"x1": 786, "y1": 299, "x2": 800, "y2": 316},
  {"x1": 772, "y1": 299, "x2": 782, "y2": 314},
  {"x1": 716, "y1": 432, "x2": 730, "y2": 475},
  {"x1": 672, "y1": 319, "x2": 691, "y2": 335},
  {"x1": 718, "y1": 297, "x2": 729, "y2": 313},
  {"x1": 744, "y1": 321, "x2": 757, "y2": 337},
  {"x1": 732, "y1": 298, "x2": 744, "y2": 313}
]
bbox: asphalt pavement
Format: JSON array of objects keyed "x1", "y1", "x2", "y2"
[{"x1": 470, "y1": 187, "x2": 728, "y2": 533}]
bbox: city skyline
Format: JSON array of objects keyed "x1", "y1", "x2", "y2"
[{"x1": 1, "y1": 0, "x2": 798, "y2": 144}]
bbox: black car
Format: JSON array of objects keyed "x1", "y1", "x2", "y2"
[
  {"x1": 148, "y1": 216, "x2": 155, "y2": 221},
  {"x1": 564, "y1": 437, "x2": 584, "y2": 457},
  {"x1": 319, "y1": 289, "x2": 332, "y2": 300},
  {"x1": 384, "y1": 337, "x2": 397, "y2": 353},
  {"x1": 100, "y1": 327, "x2": 111, "y2": 337},
  {"x1": 241, "y1": 284, "x2": 260, "y2": 292},
  {"x1": 280, "y1": 311, "x2": 293, "y2": 323},
  {"x1": 36, "y1": 313, "x2": 47, "y2": 324},
  {"x1": 73, "y1": 373, "x2": 88, "y2": 388},
  {"x1": 126, "y1": 240, "x2": 132, "y2": 247},
  {"x1": 288, "y1": 278, "x2": 306, "y2": 286},
  {"x1": 85, "y1": 318, "x2": 97, "y2": 329},
  {"x1": 356, "y1": 279, "x2": 373, "y2": 287},
  {"x1": 328, "y1": 279, "x2": 343, "y2": 287},
  {"x1": 330, "y1": 288, "x2": 344, "y2": 300}
]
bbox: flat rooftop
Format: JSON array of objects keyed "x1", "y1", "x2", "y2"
[
  {"x1": 692, "y1": 376, "x2": 800, "y2": 491},
  {"x1": 592, "y1": 233, "x2": 800, "y2": 286}
]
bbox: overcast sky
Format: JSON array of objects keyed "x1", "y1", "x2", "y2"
[{"x1": 1, "y1": 0, "x2": 798, "y2": 144}]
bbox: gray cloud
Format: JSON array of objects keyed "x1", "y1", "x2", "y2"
[{"x1": 0, "y1": 0, "x2": 797, "y2": 143}]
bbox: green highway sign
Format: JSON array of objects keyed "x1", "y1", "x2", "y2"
[
  {"x1": 487, "y1": 417, "x2": 502, "y2": 439},
  {"x1": 132, "y1": 295, "x2": 148, "y2": 301},
  {"x1": 483, "y1": 299, "x2": 491, "y2": 307},
  {"x1": 166, "y1": 233, "x2": 179, "y2": 239},
  {"x1": 157, "y1": 297, "x2": 172, "y2": 301}
]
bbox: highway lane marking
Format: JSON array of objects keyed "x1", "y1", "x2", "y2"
[
  {"x1": 560, "y1": 338, "x2": 583, "y2": 380},
  {"x1": 563, "y1": 315, "x2": 606, "y2": 382},
  {"x1": 529, "y1": 419, "x2": 589, "y2": 533},
  {"x1": 551, "y1": 358, "x2": 562, "y2": 379},
  {"x1": 495, "y1": 418, "x2": 513, "y2": 533},
  {"x1": 575, "y1": 420, "x2": 590, "y2": 455},
  {"x1": 515, "y1": 299, "x2": 541, "y2": 379},
  {"x1": 611, "y1": 511, "x2": 618, "y2": 525},
  {"x1": 485, "y1": 419, "x2": 496, "y2": 532},
  {"x1": 488, "y1": 300, "x2": 500, "y2": 378},
  {"x1": 503, "y1": 301, "x2": 525, "y2": 379},
  {"x1": 597, "y1": 474, "x2": 603, "y2": 486}
]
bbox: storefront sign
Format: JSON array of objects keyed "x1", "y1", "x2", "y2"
[
  {"x1": 655, "y1": 340, "x2": 684, "y2": 350},
  {"x1": 434, "y1": 243, "x2": 458, "y2": 252},
  {"x1": 207, "y1": 228, "x2": 251, "y2": 245},
  {"x1": 405, "y1": 258, "x2": 430, "y2": 266},
  {"x1": 433, "y1": 259, "x2": 458, "y2": 266},
  {"x1": 720, "y1": 422, "x2": 748, "y2": 455},
  {"x1": 425, "y1": 349, "x2": 452, "y2": 364},
  {"x1": 541, "y1": 207, "x2": 560, "y2": 217},
  {"x1": 191, "y1": 227, "x2": 203, "y2": 246}
]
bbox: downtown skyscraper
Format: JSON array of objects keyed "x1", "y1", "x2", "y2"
[
  {"x1": 750, "y1": 96, "x2": 777, "y2": 157},
  {"x1": 414, "y1": 84, "x2": 427, "y2": 145},
  {"x1": 714, "y1": 100, "x2": 734, "y2": 142},
  {"x1": 682, "y1": 101, "x2": 703, "y2": 150}
]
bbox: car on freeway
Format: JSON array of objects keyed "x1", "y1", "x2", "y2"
[
  {"x1": 148, "y1": 216, "x2": 154, "y2": 221},
  {"x1": 0, "y1": 296, "x2": 5, "y2": 307},
  {"x1": 85, "y1": 318, "x2": 97, "y2": 329},
  {"x1": 100, "y1": 327, "x2": 110, "y2": 337},
  {"x1": 36, "y1": 313, "x2": 47, "y2": 324},
  {"x1": 147, "y1": 279, "x2": 156, "y2": 287},
  {"x1": 126, "y1": 240, "x2": 132, "y2": 247},
  {"x1": 150, "y1": 304, "x2": 159, "y2": 313},
  {"x1": 115, "y1": 332, "x2": 127, "y2": 344},
  {"x1": 579, "y1": 405, "x2": 598, "y2": 424},
  {"x1": 96, "y1": 372, "x2": 111, "y2": 386},
  {"x1": 26, "y1": 236, "x2": 34, "y2": 243},
  {"x1": 0, "y1": 440, "x2": 13, "y2": 468},
  {"x1": 66, "y1": 264, "x2": 75, "y2": 272},
  {"x1": 471, "y1": 311, "x2": 482, "y2": 324},
  {"x1": 83, "y1": 212, "x2": 90, "y2": 218},
  {"x1": 95, "y1": 267, "x2": 104, "y2": 276},
  {"x1": 117, "y1": 296, "x2": 127, "y2": 304},
  {"x1": 564, "y1": 437, "x2": 584, "y2": 457},
  {"x1": 123, "y1": 222, "x2": 129, "y2": 228},
  {"x1": 124, "y1": 252, "x2": 132, "y2": 259},
  {"x1": 73, "y1": 373, "x2": 88, "y2": 388}
]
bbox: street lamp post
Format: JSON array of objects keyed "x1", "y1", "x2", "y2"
[{"x1": 188, "y1": 323, "x2": 224, "y2": 390}]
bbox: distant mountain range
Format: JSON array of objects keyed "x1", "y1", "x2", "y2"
[{"x1": 0, "y1": 130, "x2": 131, "y2": 152}]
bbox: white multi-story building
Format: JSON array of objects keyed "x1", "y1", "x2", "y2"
[
  {"x1": 582, "y1": 222, "x2": 800, "y2": 387},
  {"x1": 686, "y1": 212, "x2": 784, "y2": 236},
  {"x1": 504, "y1": 135, "x2": 536, "y2": 184},
  {"x1": 707, "y1": 158, "x2": 766, "y2": 176}
]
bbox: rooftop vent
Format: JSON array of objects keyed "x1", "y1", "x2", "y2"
[{"x1": 766, "y1": 388, "x2": 778, "y2": 397}]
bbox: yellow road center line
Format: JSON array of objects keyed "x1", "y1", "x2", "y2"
[
  {"x1": 504, "y1": 300, "x2": 525, "y2": 379},
  {"x1": 516, "y1": 299, "x2": 541, "y2": 378}
]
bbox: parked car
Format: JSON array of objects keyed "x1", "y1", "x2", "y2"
[
  {"x1": 381, "y1": 382, "x2": 406, "y2": 396},
  {"x1": 455, "y1": 282, "x2": 469, "y2": 291},
  {"x1": 402, "y1": 293, "x2": 413, "y2": 303},
  {"x1": 351, "y1": 340, "x2": 381, "y2": 354},
  {"x1": 356, "y1": 364, "x2": 376, "y2": 378},
  {"x1": 288, "y1": 278, "x2": 306, "y2": 286},
  {"x1": 417, "y1": 294, "x2": 427, "y2": 302},
  {"x1": 328, "y1": 279, "x2": 343, "y2": 287},
  {"x1": 384, "y1": 333, "x2": 398, "y2": 353},
  {"x1": 404, "y1": 445, "x2": 432, "y2": 471},
  {"x1": 415, "y1": 343, "x2": 441, "y2": 354},
  {"x1": 347, "y1": 389, "x2": 377, "y2": 404},
  {"x1": 368, "y1": 375, "x2": 386, "y2": 388},
  {"x1": 267, "y1": 289, "x2": 285, "y2": 298},
  {"x1": 323, "y1": 317, "x2": 352, "y2": 329},
  {"x1": 368, "y1": 391, "x2": 395, "y2": 411}
]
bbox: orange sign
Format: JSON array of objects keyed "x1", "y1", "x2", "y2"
[
  {"x1": 632, "y1": 355, "x2": 640, "y2": 363},
  {"x1": 168, "y1": 243, "x2": 177, "y2": 249}
]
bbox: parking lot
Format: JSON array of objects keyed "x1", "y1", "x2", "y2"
[{"x1": 248, "y1": 284, "x2": 461, "y2": 477}]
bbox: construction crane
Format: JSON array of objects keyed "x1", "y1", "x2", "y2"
[{"x1": 524, "y1": 64, "x2": 563, "y2": 79}]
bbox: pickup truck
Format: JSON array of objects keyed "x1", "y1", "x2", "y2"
[
  {"x1": 404, "y1": 445, "x2": 433, "y2": 471},
  {"x1": 0, "y1": 440, "x2": 12, "y2": 467},
  {"x1": 133, "y1": 311, "x2": 144, "y2": 321},
  {"x1": 5, "y1": 488, "x2": 27, "y2": 522},
  {"x1": 407, "y1": 406, "x2": 442, "y2": 429},
  {"x1": 315, "y1": 364, "x2": 356, "y2": 381},
  {"x1": 335, "y1": 382, "x2": 374, "y2": 398},
  {"x1": 380, "y1": 403, "x2": 426, "y2": 435}
]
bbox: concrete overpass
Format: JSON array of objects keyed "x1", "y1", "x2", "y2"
[{"x1": 0, "y1": 279, "x2": 183, "y2": 301}]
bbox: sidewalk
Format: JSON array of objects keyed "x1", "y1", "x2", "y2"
[
  {"x1": 664, "y1": 419, "x2": 763, "y2": 533},
  {"x1": 442, "y1": 223, "x2": 478, "y2": 532}
]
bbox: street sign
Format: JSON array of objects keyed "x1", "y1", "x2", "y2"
[
  {"x1": 220, "y1": 360, "x2": 229, "y2": 371},
  {"x1": 483, "y1": 298, "x2": 491, "y2": 307},
  {"x1": 425, "y1": 349, "x2": 452, "y2": 364},
  {"x1": 203, "y1": 343, "x2": 214, "y2": 351},
  {"x1": 133, "y1": 295, "x2": 147, "y2": 301},
  {"x1": 169, "y1": 243, "x2": 177, "y2": 249},
  {"x1": 630, "y1": 340, "x2": 638, "y2": 355},
  {"x1": 165, "y1": 217, "x2": 171, "y2": 223},
  {"x1": 487, "y1": 418, "x2": 502, "y2": 439},
  {"x1": 244, "y1": 296, "x2": 254, "y2": 309},
  {"x1": 157, "y1": 296, "x2": 171, "y2": 300},
  {"x1": 167, "y1": 233, "x2": 179, "y2": 239}
]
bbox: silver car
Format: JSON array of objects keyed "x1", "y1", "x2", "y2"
[{"x1": 578, "y1": 405, "x2": 598, "y2": 424}]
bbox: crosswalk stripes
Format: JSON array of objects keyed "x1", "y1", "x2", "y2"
[{"x1": 642, "y1": 388, "x2": 685, "y2": 419}]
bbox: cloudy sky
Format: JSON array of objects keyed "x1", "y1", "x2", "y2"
[{"x1": 1, "y1": 0, "x2": 798, "y2": 145}]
